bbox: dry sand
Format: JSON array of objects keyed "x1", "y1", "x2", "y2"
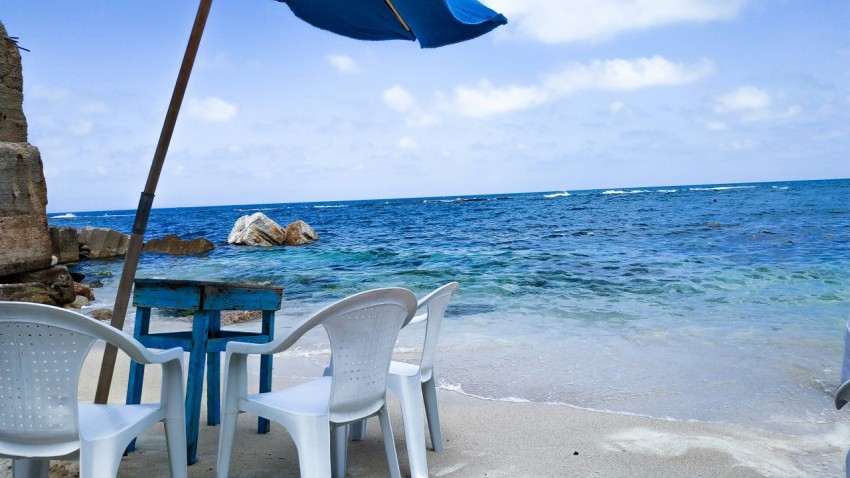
[{"x1": 2, "y1": 344, "x2": 848, "y2": 477}]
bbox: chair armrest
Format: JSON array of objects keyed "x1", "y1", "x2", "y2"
[
  {"x1": 225, "y1": 340, "x2": 280, "y2": 355},
  {"x1": 226, "y1": 308, "x2": 326, "y2": 356},
  {"x1": 406, "y1": 312, "x2": 428, "y2": 326},
  {"x1": 225, "y1": 321, "x2": 311, "y2": 356},
  {"x1": 99, "y1": 323, "x2": 184, "y2": 366},
  {"x1": 140, "y1": 346, "x2": 185, "y2": 364}
]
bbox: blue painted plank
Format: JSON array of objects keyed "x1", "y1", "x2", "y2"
[
  {"x1": 132, "y1": 278, "x2": 283, "y2": 311},
  {"x1": 201, "y1": 285, "x2": 282, "y2": 311}
]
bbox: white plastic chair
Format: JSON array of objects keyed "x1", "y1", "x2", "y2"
[
  {"x1": 0, "y1": 301, "x2": 187, "y2": 478},
  {"x1": 217, "y1": 287, "x2": 417, "y2": 478},
  {"x1": 350, "y1": 282, "x2": 458, "y2": 478}
]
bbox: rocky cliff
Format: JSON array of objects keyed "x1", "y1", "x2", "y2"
[{"x1": 0, "y1": 21, "x2": 53, "y2": 278}]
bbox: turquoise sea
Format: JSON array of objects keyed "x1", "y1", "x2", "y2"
[{"x1": 49, "y1": 179, "x2": 850, "y2": 438}]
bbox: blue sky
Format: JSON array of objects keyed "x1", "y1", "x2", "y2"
[{"x1": 4, "y1": 0, "x2": 848, "y2": 212}]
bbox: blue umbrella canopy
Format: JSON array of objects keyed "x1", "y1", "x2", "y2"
[{"x1": 282, "y1": 0, "x2": 507, "y2": 48}]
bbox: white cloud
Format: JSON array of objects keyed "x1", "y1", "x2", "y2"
[
  {"x1": 328, "y1": 54, "x2": 360, "y2": 74},
  {"x1": 381, "y1": 85, "x2": 438, "y2": 126},
  {"x1": 382, "y1": 85, "x2": 418, "y2": 112},
  {"x1": 714, "y1": 86, "x2": 770, "y2": 113},
  {"x1": 397, "y1": 137, "x2": 417, "y2": 150},
  {"x1": 609, "y1": 101, "x2": 626, "y2": 113},
  {"x1": 546, "y1": 56, "x2": 714, "y2": 93},
  {"x1": 487, "y1": 0, "x2": 746, "y2": 43},
  {"x1": 451, "y1": 56, "x2": 713, "y2": 118},
  {"x1": 705, "y1": 120, "x2": 728, "y2": 131},
  {"x1": 453, "y1": 81, "x2": 547, "y2": 117},
  {"x1": 713, "y1": 86, "x2": 801, "y2": 122},
  {"x1": 188, "y1": 97, "x2": 238, "y2": 121}
]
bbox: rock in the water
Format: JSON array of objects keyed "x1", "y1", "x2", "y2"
[
  {"x1": 227, "y1": 212, "x2": 286, "y2": 246},
  {"x1": 0, "y1": 282, "x2": 53, "y2": 304},
  {"x1": 90, "y1": 308, "x2": 112, "y2": 321},
  {"x1": 5, "y1": 265, "x2": 76, "y2": 306},
  {"x1": 50, "y1": 226, "x2": 80, "y2": 263},
  {"x1": 77, "y1": 227, "x2": 129, "y2": 259},
  {"x1": 74, "y1": 282, "x2": 95, "y2": 301},
  {"x1": 284, "y1": 220, "x2": 319, "y2": 246},
  {"x1": 143, "y1": 234, "x2": 214, "y2": 255},
  {"x1": 66, "y1": 295, "x2": 89, "y2": 309}
]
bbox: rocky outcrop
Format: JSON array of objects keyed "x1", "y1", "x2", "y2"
[
  {"x1": 227, "y1": 213, "x2": 319, "y2": 247},
  {"x1": 0, "y1": 142, "x2": 52, "y2": 276},
  {"x1": 0, "y1": 21, "x2": 86, "y2": 308},
  {"x1": 0, "y1": 282, "x2": 53, "y2": 304},
  {"x1": 50, "y1": 226, "x2": 80, "y2": 263},
  {"x1": 78, "y1": 227, "x2": 129, "y2": 259},
  {"x1": 1, "y1": 23, "x2": 27, "y2": 142},
  {"x1": 143, "y1": 234, "x2": 214, "y2": 255},
  {"x1": 0, "y1": 265, "x2": 76, "y2": 306},
  {"x1": 227, "y1": 212, "x2": 287, "y2": 246},
  {"x1": 283, "y1": 220, "x2": 319, "y2": 246},
  {"x1": 0, "y1": 21, "x2": 52, "y2": 279}
]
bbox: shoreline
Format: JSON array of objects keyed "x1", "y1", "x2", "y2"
[{"x1": 2, "y1": 344, "x2": 846, "y2": 477}]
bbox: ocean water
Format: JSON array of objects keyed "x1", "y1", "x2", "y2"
[{"x1": 50, "y1": 179, "x2": 850, "y2": 437}]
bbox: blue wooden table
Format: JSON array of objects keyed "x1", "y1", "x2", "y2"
[{"x1": 125, "y1": 278, "x2": 283, "y2": 465}]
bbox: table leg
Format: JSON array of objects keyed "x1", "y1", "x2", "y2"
[
  {"x1": 207, "y1": 311, "x2": 221, "y2": 426},
  {"x1": 258, "y1": 310, "x2": 274, "y2": 433},
  {"x1": 126, "y1": 307, "x2": 151, "y2": 452},
  {"x1": 186, "y1": 310, "x2": 210, "y2": 465}
]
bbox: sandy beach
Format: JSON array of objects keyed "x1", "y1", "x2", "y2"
[{"x1": 2, "y1": 342, "x2": 847, "y2": 478}]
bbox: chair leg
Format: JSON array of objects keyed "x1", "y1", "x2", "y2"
[
  {"x1": 289, "y1": 417, "x2": 333, "y2": 478},
  {"x1": 11, "y1": 458, "x2": 49, "y2": 478},
  {"x1": 350, "y1": 418, "x2": 367, "y2": 441},
  {"x1": 422, "y1": 376, "x2": 444, "y2": 452},
  {"x1": 378, "y1": 404, "x2": 401, "y2": 478},
  {"x1": 395, "y1": 376, "x2": 429, "y2": 478},
  {"x1": 217, "y1": 411, "x2": 239, "y2": 478},
  {"x1": 164, "y1": 415, "x2": 189, "y2": 478},
  {"x1": 330, "y1": 423, "x2": 349, "y2": 478},
  {"x1": 845, "y1": 447, "x2": 850, "y2": 478},
  {"x1": 79, "y1": 440, "x2": 124, "y2": 478}
]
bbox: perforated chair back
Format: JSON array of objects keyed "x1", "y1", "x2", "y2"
[
  {"x1": 0, "y1": 302, "x2": 187, "y2": 478},
  {"x1": 417, "y1": 282, "x2": 458, "y2": 383},
  {"x1": 0, "y1": 314, "x2": 94, "y2": 457},
  {"x1": 322, "y1": 288, "x2": 416, "y2": 424}
]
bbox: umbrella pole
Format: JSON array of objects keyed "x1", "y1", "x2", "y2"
[{"x1": 95, "y1": 0, "x2": 214, "y2": 404}]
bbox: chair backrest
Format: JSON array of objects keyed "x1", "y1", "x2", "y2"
[
  {"x1": 0, "y1": 302, "x2": 99, "y2": 457},
  {"x1": 0, "y1": 301, "x2": 157, "y2": 458},
  {"x1": 416, "y1": 282, "x2": 458, "y2": 382},
  {"x1": 320, "y1": 288, "x2": 416, "y2": 424}
]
